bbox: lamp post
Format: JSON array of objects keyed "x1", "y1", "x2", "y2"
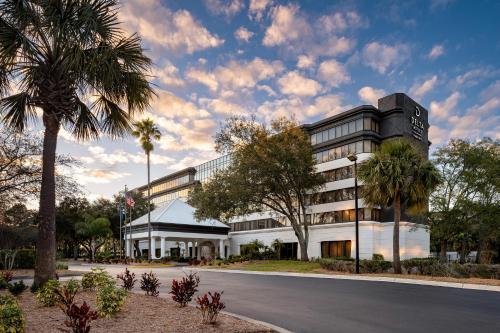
[{"x1": 347, "y1": 153, "x2": 360, "y2": 274}]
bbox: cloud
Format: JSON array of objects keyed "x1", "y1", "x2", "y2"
[
  {"x1": 234, "y1": 26, "x2": 254, "y2": 42},
  {"x1": 153, "y1": 62, "x2": 185, "y2": 87},
  {"x1": 297, "y1": 55, "x2": 315, "y2": 69},
  {"x1": 257, "y1": 84, "x2": 277, "y2": 96},
  {"x1": 257, "y1": 93, "x2": 345, "y2": 122},
  {"x1": 204, "y1": 0, "x2": 245, "y2": 19},
  {"x1": 317, "y1": 11, "x2": 365, "y2": 33},
  {"x1": 248, "y1": 0, "x2": 272, "y2": 21},
  {"x1": 428, "y1": 45, "x2": 444, "y2": 60},
  {"x1": 198, "y1": 98, "x2": 247, "y2": 116},
  {"x1": 86, "y1": 146, "x2": 174, "y2": 166},
  {"x1": 409, "y1": 75, "x2": 438, "y2": 99},
  {"x1": 428, "y1": 125, "x2": 449, "y2": 145},
  {"x1": 317, "y1": 59, "x2": 351, "y2": 88},
  {"x1": 277, "y1": 71, "x2": 322, "y2": 97},
  {"x1": 362, "y1": 42, "x2": 410, "y2": 74},
  {"x1": 73, "y1": 168, "x2": 131, "y2": 185},
  {"x1": 481, "y1": 80, "x2": 500, "y2": 101},
  {"x1": 429, "y1": 92, "x2": 460, "y2": 119},
  {"x1": 120, "y1": 0, "x2": 223, "y2": 54},
  {"x1": 149, "y1": 89, "x2": 211, "y2": 119},
  {"x1": 309, "y1": 36, "x2": 356, "y2": 58},
  {"x1": 263, "y1": 4, "x2": 310, "y2": 47},
  {"x1": 467, "y1": 97, "x2": 500, "y2": 116},
  {"x1": 453, "y1": 68, "x2": 497, "y2": 87},
  {"x1": 358, "y1": 87, "x2": 386, "y2": 105},
  {"x1": 186, "y1": 57, "x2": 284, "y2": 92}
]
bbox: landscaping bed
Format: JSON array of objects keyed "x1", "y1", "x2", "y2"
[
  {"x1": 203, "y1": 260, "x2": 500, "y2": 286},
  {"x1": 0, "y1": 290, "x2": 273, "y2": 332}
]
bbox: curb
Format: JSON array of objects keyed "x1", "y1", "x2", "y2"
[
  {"x1": 188, "y1": 268, "x2": 500, "y2": 292},
  {"x1": 221, "y1": 310, "x2": 293, "y2": 333}
]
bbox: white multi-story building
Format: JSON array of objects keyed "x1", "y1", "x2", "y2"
[{"x1": 127, "y1": 93, "x2": 431, "y2": 261}]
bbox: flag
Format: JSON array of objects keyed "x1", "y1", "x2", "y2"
[{"x1": 126, "y1": 195, "x2": 135, "y2": 207}]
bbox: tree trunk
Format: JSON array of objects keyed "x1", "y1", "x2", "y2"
[
  {"x1": 439, "y1": 239, "x2": 447, "y2": 262},
  {"x1": 134, "y1": 241, "x2": 142, "y2": 258},
  {"x1": 147, "y1": 152, "x2": 151, "y2": 260},
  {"x1": 393, "y1": 193, "x2": 402, "y2": 274},
  {"x1": 459, "y1": 239, "x2": 466, "y2": 264},
  {"x1": 91, "y1": 238, "x2": 96, "y2": 261},
  {"x1": 34, "y1": 114, "x2": 60, "y2": 287},
  {"x1": 73, "y1": 243, "x2": 78, "y2": 260}
]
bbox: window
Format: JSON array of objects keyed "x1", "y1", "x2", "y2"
[
  {"x1": 335, "y1": 126, "x2": 342, "y2": 138},
  {"x1": 321, "y1": 241, "x2": 352, "y2": 258},
  {"x1": 329, "y1": 128, "x2": 336, "y2": 140},
  {"x1": 342, "y1": 123, "x2": 348, "y2": 136},
  {"x1": 322, "y1": 130, "x2": 329, "y2": 142},
  {"x1": 349, "y1": 121, "x2": 356, "y2": 134},
  {"x1": 356, "y1": 118, "x2": 363, "y2": 131}
]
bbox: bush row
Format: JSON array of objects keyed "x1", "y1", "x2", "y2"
[
  {"x1": 317, "y1": 257, "x2": 500, "y2": 279},
  {"x1": 0, "y1": 295, "x2": 25, "y2": 333}
]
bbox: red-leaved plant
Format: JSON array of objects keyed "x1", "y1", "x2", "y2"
[
  {"x1": 64, "y1": 301, "x2": 99, "y2": 333},
  {"x1": 117, "y1": 268, "x2": 137, "y2": 291},
  {"x1": 140, "y1": 271, "x2": 160, "y2": 297},
  {"x1": 169, "y1": 272, "x2": 200, "y2": 307},
  {"x1": 196, "y1": 291, "x2": 226, "y2": 324},
  {"x1": 1, "y1": 271, "x2": 13, "y2": 283}
]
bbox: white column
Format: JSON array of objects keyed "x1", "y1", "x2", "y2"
[
  {"x1": 160, "y1": 238, "x2": 166, "y2": 259},
  {"x1": 219, "y1": 239, "x2": 225, "y2": 259},
  {"x1": 125, "y1": 239, "x2": 130, "y2": 257},
  {"x1": 183, "y1": 241, "x2": 189, "y2": 258},
  {"x1": 151, "y1": 237, "x2": 157, "y2": 259},
  {"x1": 196, "y1": 241, "x2": 201, "y2": 260}
]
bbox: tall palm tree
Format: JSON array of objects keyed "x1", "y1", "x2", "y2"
[
  {"x1": 132, "y1": 118, "x2": 161, "y2": 260},
  {"x1": 358, "y1": 139, "x2": 441, "y2": 273},
  {"x1": 0, "y1": 0, "x2": 153, "y2": 286}
]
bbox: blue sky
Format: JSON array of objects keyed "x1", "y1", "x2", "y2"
[{"x1": 54, "y1": 0, "x2": 500, "y2": 201}]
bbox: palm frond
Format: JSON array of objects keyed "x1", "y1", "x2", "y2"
[
  {"x1": 92, "y1": 95, "x2": 131, "y2": 138},
  {"x1": 68, "y1": 97, "x2": 100, "y2": 141},
  {"x1": 0, "y1": 92, "x2": 36, "y2": 131}
]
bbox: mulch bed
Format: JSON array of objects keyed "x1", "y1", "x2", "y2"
[{"x1": 1, "y1": 290, "x2": 273, "y2": 333}]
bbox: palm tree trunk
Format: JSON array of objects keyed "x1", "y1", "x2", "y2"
[
  {"x1": 393, "y1": 193, "x2": 402, "y2": 274},
  {"x1": 147, "y1": 152, "x2": 151, "y2": 260},
  {"x1": 34, "y1": 114, "x2": 60, "y2": 287},
  {"x1": 439, "y1": 239, "x2": 447, "y2": 262}
]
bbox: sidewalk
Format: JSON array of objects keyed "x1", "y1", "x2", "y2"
[{"x1": 189, "y1": 267, "x2": 500, "y2": 292}]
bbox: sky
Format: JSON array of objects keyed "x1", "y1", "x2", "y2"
[{"x1": 52, "y1": 0, "x2": 500, "y2": 201}]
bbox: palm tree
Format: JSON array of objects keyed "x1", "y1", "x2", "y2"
[
  {"x1": 0, "y1": 0, "x2": 153, "y2": 286},
  {"x1": 358, "y1": 139, "x2": 441, "y2": 273},
  {"x1": 132, "y1": 119, "x2": 161, "y2": 260}
]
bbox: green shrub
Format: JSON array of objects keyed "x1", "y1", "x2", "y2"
[
  {"x1": 0, "y1": 295, "x2": 25, "y2": 333},
  {"x1": 0, "y1": 277, "x2": 8, "y2": 290},
  {"x1": 372, "y1": 253, "x2": 384, "y2": 261},
  {"x1": 452, "y1": 263, "x2": 500, "y2": 279},
  {"x1": 360, "y1": 259, "x2": 392, "y2": 273},
  {"x1": 96, "y1": 284, "x2": 127, "y2": 317},
  {"x1": 35, "y1": 280, "x2": 61, "y2": 307},
  {"x1": 65, "y1": 279, "x2": 81, "y2": 294},
  {"x1": 0, "y1": 249, "x2": 36, "y2": 269},
  {"x1": 81, "y1": 268, "x2": 114, "y2": 290},
  {"x1": 318, "y1": 258, "x2": 354, "y2": 272},
  {"x1": 56, "y1": 262, "x2": 68, "y2": 270},
  {"x1": 8, "y1": 281, "x2": 28, "y2": 297}
]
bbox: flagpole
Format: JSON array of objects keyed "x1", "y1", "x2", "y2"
[{"x1": 118, "y1": 201, "x2": 122, "y2": 259}]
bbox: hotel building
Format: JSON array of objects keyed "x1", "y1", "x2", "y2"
[{"x1": 126, "y1": 93, "x2": 431, "y2": 261}]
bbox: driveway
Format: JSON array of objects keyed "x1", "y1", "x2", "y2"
[{"x1": 69, "y1": 264, "x2": 500, "y2": 333}]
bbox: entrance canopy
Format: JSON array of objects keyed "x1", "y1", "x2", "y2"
[{"x1": 123, "y1": 198, "x2": 230, "y2": 259}]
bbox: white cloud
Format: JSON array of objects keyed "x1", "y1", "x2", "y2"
[
  {"x1": 186, "y1": 57, "x2": 284, "y2": 92},
  {"x1": 120, "y1": 0, "x2": 223, "y2": 54},
  {"x1": 428, "y1": 125, "x2": 449, "y2": 145},
  {"x1": 409, "y1": 75, "x2": 438, "y2": 99},
  {"x1": 481, "y1": 80, "x2": 500, "y2": 100},
  {"x1": 153, "y1": 62, "x2": 185, "y2": 87},
  {"x1": 204, "y1": 0, "x2": 245, "y2": 19},
  {"x1": 309, "y1": 36, "x2": 356, "y2": 58},
  {"x1": 73, "y1": 168, "x2": 131, "y2": 185},
  {"x1": 358, "y1": 87, "x2": 386, "y2": 105},
  {"x1": 234, "y1": 26, "x2": 254, "y2": 42},
  {"x1": 430, "y1": 92, "x2": 460, "y2": 119},
  {"x1": 317, "y1": 59, "x2": 350, "y2": 87},
  {"x1": 249, "y1": 0, "x2": 272, "y2": 21},
  {"x1": 277, "y1": 71, "x2": 322, "y2": 97},
  {"x1": 428, "y1": 45, "x2": 444, "y2": 59},
  {"x1": 362, "y1": 42, "x2": 410, "y2": 74},
  {"x1": 297, "y1": 55, "x2": 315, "y2": 69},
  {"x1": 318, "y1": 11, "x2": 364, "y2": 33},
  {"x1": 257, "y1": 94, "x2": 345, "y2": 122},
  {"x1": 467, "y1": 97, "x2": 500, "y2": 116},
  {"x1": 454, "y1": 68, "x2": 497, "y2": 87},
  {"x1": 149, "y1": 89, "x2": 211, "y2": 119},
  {"x1": 257, "y1": 84, "x2": 277, "y2": 96},
  {"x1": 86, "y1": 146, "x2": 174, "y2": 166},
  {"x1": 263, "y1": 4, "x2": 310, "y2": 47},
  {"x1": 198, "y1": 98, "x2": 246, "y2": 116}
]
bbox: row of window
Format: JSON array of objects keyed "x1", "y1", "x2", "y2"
[
  {"x1": 321, "y1": 165, "x2": 356, "y2": 183},
  {"x1": 195, "y1": 155, "x2": 232, "y2": 183},
  {"x1": 231, "y1": 218, "x2": 283, "y2": 232},
  {"x1": 310, "y1": 118, "x2": 379, "y2": 146},
  {"x1": 150, "y1": 188, "x2": 190, "y2": 205},
  {"x1": 321, "y1": 240, "x2": 351, "y2": 258},
  {"x1": 306, "y1": 187, "x2": 357, "y2": 205},
  {"x1": 313, "y1": 140, "x2": 378, "y2": 164},
  {"x1": 230, "y1": 208, "x2": 381, "y2": 232},
  {"x1": 144, "y1": 174, "x2": 191, "y2": 197}
]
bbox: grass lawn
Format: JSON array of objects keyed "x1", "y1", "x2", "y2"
[{"x1": 215, "y1": 260, "x2": 322, "y2": 273}]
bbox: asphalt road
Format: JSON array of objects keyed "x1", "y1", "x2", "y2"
[{"x1": 70, "y1": 265, "x2": 500, "y2": 333}]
